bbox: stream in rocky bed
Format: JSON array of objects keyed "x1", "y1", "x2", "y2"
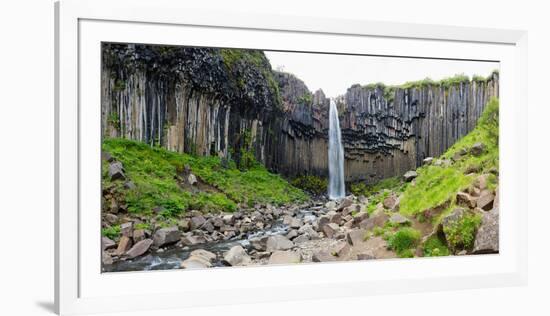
[{"x1": 103, "y1": 207, "x2": 322, "y2": 272}]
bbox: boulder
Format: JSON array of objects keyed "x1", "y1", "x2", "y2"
[
  {"x1": 474, "y1": 174, "x2": 489, "y2": 190},
  {"x1": 389, "y1": 213, "x2": 410, "y2": 225},
  {"x1": 101, "y1": 236, "x2": 116, "y2": 251},
  {"x1": 359, "y1": 212, "x2": 389, "y2": 231},
  {"x1": 325, "y1": 201, "x2": 337, "y2": 211},
  {"x1": 250, "y1": 236, "x2": 269, "y2": 251},
  {"x1": 266, "y1": 235, "x2": 294, "y2": 252},
  {"x1": 286, "y1": 229, "x2": 298, "y2": 240},
  {"x1": 115, "y1": 236, "x2": 132, "y2": 255},
  {"x1": 322, "y1": 223, "x2": 340, "y2": 239},
  {"x1": 120, "y1": 222, "x2": 133, "y2": 237},
  {"x1": 289, "y1": 217, "x2": 302, "y2": 229},
  {"x1": 153, "y1": 226, "x2": 180, "y2": 247},
  {"x1": 293, "y1": 234, "x2": 310, "y2": 244},
  {"x1": 102, "y1": 251, "x2": 113, "y2": 265},
  {"x1": 223, "y1": 245, "x2": 251, "y2": 266},
  {"x1": 403, "y1": 170, "x2": 418, "y2": 182},
  {"x1": 180, "y1": 234, "x2": 200, "y2": 246},
  {"x1": 178, "y1": 219, "x2": 190, "y2": 232},
  {"x1": 363, "y1": 237, "x2": 396, "y2": 259},
  {"x1": 312, "y1": 250, "x2": 339, "y2": 262},
  {"x1": 346, "y1": 229, "x2": 367, "y2": 246},
  {"x1": 456, "y1": 192, "x2": 476, "y2": 209},
  {"x1": 356, "y1": 251, "x2": 376, "y2": 260},
  {"x1": 190, "y1": 249, "x2": 217, "y2": 262},
  {"x1": 473, "y1": 208, "x2": 499, "y2": 254},
  {"x1": 133, "y1": 229, "x2": 146, "y2": 242},
  {"x1": 105, "y1": 213, "x2": 118, "y2": 225},
  {"x1": 108, "y1": 161, "x2": 126, "y2": 181},
  {"x1": 470, "y1": 142, "x2": 486, "y2": 156},
  {"x1": 477, "y1": 191, "x2": 495, "y2": 211},
  {"x1": 423, "y1": 157, "x2": 434, "y2": 165},
  {"x1": 126, "y1": 239, "x2": 153, "y2": 259},
  {"x1": 336, "y1": 197, "x2": 354, "y2": 212},
  {"x1": 189, "y1": 216, "x2": 206, "y2": 230},
  {"x1": 180, "y1": 256, "x2": 212, "y2": 269},
  {"x1": 187, "y1": 173, "x2": 198, "y2": 185},
  {"x1": 332, "y1": 241, "x2": 351, "y2": 258},
  {"x1": 268, "y1": 251, "x2": 301, "y2": 265},
  {"x1": 298, "y1": 224, "x2": 319, "y2": 239},
  {"x1": 383, "y1": 195, "x2": 399, "y2": 211}
]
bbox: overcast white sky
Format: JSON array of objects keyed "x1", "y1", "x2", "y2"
[{"x1": 265, "y1": 51, "x2": 499, "y2": 99}]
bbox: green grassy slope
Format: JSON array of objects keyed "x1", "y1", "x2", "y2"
[{"x1": 102, "y1": 138, "x2": 308, "y2": 217}]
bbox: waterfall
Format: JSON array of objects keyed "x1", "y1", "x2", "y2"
[{"x1": 328, "y1": 99, "x2": 345, "y2": 200}]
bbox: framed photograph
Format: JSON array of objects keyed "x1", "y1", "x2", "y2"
[{"x1": 55, "y1": 0, "x2": 527, "y2": 314}]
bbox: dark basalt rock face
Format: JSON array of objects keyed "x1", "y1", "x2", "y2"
[{"x1": 101, "y1": 43, "x2": 499, "y2": 183}]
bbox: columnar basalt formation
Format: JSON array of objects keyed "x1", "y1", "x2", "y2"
[{"x1": 101, "y1": 43, "x2": 499, "y2": 183}]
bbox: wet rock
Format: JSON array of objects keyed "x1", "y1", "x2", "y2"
[
  {"x1": 120, "y1": 222, "x2": 133, "y2": 237},
  {"x1": 268, "y1": 251, "x2": 301, "y2": 265},
  {"x1": 181, "y1": 256, "x2": 212, "y2": 269},
  {"x1": 289, "y1": 217, "x2": 302, "y2": 229},
  {"x1": 187, "y1": 173, "x2": 198, "y2": 185},
  {"x1": 190, "y1": 249, "x2": 217, "y2": 262},
  {"x1": 470, "y1": 142, "x2": 486, "y2": 156},
  {"x1": 477, "y1": 191, "x2": 495, "y2": 211},
  {"x1": 403, "y1": 170, "x2": 418, "y2": 182},
  {"x1": 108, "y1": 161, "x2": 126, "y2": 181},
  {"x1": 102, "y1": 236, "x2": 116, "y2": 251},
  {"x1": 457, "y1": 192, "x2": 477, "y2": 209},
  {"x1": 126, "y1": 239, "x2": 153, "y2": 259},
  {"x1": 346, "y1": 229, "x2": 367, "y2": 246},
  {"x1": 266, "y1": 235, "x2": 294, "y2": 252},
  {"x1": 223, "y1": 245, "x2": 251, "y2": 266},
  {"x1": 180, "y1": 234, "x2": 200, "y2": 246},
  {"x1": 153, "y1": 226, "x2": 180, "y2": 247},
  {"x1": 190, "y1": 216, "x2": 206, "y2": 230},
  {"x1": 322, "y1": 223, "x2": 340, "y2": 239},
  {"x1": 250, "y1": 236, "x2": 269, "y2": 251},
  {"x1": 423, "y1": 157, "x2": 434, "y2": 165},
  {"x1": 325, "y1": 201, "x2": 337, "y2": 211},
  {"x1": 473, "y1": 208, "x2": 499, "y2": 254},
  {"x1": 115, "y1": 236, "x2": 132, "y2": 255}
]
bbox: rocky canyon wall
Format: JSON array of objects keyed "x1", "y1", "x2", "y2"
[{"x1": 101, "y1": 43, "x2": 499, "y2": 183}]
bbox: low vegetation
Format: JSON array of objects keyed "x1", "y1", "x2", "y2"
[
  {"x1": 422, "y1": 235, "x2": 451, "y2": 257},
  {"x1": 291, "y1": 175, "x2": 328, "y2": 196}
]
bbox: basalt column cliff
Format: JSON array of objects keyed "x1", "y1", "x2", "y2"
[{"x1": 101, "y1": 44, "x2": 499, "y2": 183}]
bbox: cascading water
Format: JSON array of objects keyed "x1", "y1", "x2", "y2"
[{"x1": 328, "y1": 99, "x2": 345, "y2": 200}]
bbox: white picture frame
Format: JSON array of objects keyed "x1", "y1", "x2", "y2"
[{"x1": 55, "y1": 0, "x2": 528, "y2": 314}]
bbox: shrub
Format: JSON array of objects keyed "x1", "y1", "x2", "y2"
[
  {"x1": 387, "y1": 227, "x2": 421, "y2": 257},
  {"x1": 422, "y1": 235, "x2": 451, "y2": 257},
  {"x1": 443, "y1": 213, "x2": 482, "y2": 251},
  {"x1": 291, "y1": 175, "x2": 328, "y2": 195}
]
